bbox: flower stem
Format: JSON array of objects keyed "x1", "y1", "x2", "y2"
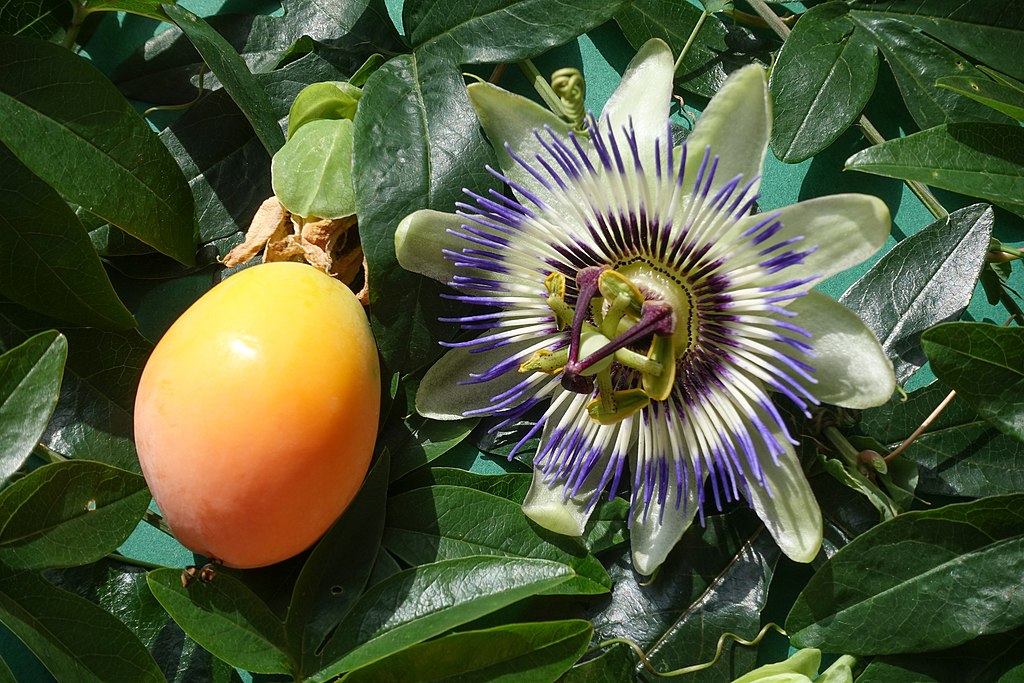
[
  {"x1": 518, "y1": 59, "x2": 569, "y2": 119},
  {"x1": 745, "y1": 0, "x2": 791, "y2": 39},
  {"x1": 674, "y1": 10, "x2": 709, "y2": 73},
  {"x1": 884, "y1": 389, "x2": 957, "y2": 462},
  {"x1": 823, "y1": 426, "x2": 861, "y2": 467},
  {"x1": 32, "y1": 443, "x2": 68, "y2": 464},
  {"x1": 61, "y1": 1, "x2": 88, "y2": 51}
]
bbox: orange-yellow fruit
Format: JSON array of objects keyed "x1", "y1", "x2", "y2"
[{"x1": 134, "y1": 262, "x2": 380, "y2": 568}]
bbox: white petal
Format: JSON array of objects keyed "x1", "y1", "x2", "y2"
[
  {"x1": 732, "y1": 194, "x2": 891, "y2": 284},
  {"x1": 416, "y1": 340, "x2": 539, "y2": 420},
  {"x1": 395, "y1": 209, "x2": 467, "y2": 284},
  {"x1": 467, "y1": 82, "x2": 575, "y2": 216},
  {"x1": 600, "y1": 38, "x2": 674, "y2": 171},
  {"x1": 684, "y1": 64, "x2": 770, "y2": 194},
  {"x1": 739, "y1": 425, "x2": 822, "y2": 563},
  {"x1": 782, "y1": 291, "x2": 896, "y2": 409},
  {"x1": 628, "y1": 457, "x2": 702, "y2": 576},
  {"x1": 522, "y1": 468, "x2": 597, "y2": 537}
]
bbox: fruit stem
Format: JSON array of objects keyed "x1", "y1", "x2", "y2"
[{"x1": 144, "y1": 509, "x2": 175, "y2": 537}]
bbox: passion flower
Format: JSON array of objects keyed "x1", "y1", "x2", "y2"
[{"x1": 397, "y1": 40, "x2": 895, "y2": 574}]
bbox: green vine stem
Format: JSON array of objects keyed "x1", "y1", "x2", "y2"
[
  {"x1": 106, "y1": 552, "x2": 163, "y2": 571},
  {"x1": 61, "y1": 0, "x2": 89, "y2": 51},
  {"x1": 591, "y1": 623, "x2": 787, "y2": 677},
  {"x1": 518, "y1": 59, "x2": 571, "y2": 120},
  {"x1": 823, "y1": 425, "x2": 861, "y2": 467},
  {"x1": 144, "y1": 509, "x2": 175, "y2": 537},
  {"x1": 883, "y1": 389, "x2": 957, "y2": 462},
  {"x1": 32, "y1": 442, "x2": 68, "y2": 465},
  {"x1": 675, "y1": 9, "x2": 710, "y2": 73}
]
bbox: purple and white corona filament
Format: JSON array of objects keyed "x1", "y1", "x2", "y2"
[{"x1": 397, "y1": 40, "x2": 896, "y2": 573}]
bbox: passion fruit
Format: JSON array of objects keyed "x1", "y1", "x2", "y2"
[{"x1": 134, "y1": 262, "x2": 380, "y2": 568}]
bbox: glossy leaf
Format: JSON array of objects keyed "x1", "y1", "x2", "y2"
[
  {"x1": 590, "y1": 508, "x2": 779, "y2": 681},
  {"x1": 615, "y1": 0, "x2": 755, "y2": 98},
  {"x1": 162, "y1": 3, "x2": 285, "y2": 155},
  {"x1": 857, "y1": 626, "x2": 1024, "y2": 682},
  {"x1": 839, "y1": 204, "x2": 993, "y2": 384},
  {"x1": 340, "y1": 620, "x2": 593, "y2": 682},
  {"x1": 0, "y1": 571, "x2": 163, "y2": 683},
  {"x1": 286, "y1": 454, "x2": 389, "y2": 679},
  {"x1": 851, "y1": 15, "x2": 1010, "y2": 129},
  {"x1": 49, "y1": 560, "x2": 243, "y2": 683},
  {"x1": 0, "y1": 148, "x2": 135, "y2": 330},
  {"x1": 0, "y1": 460, "x2": 149, "y2": 571},
  {"x1": 845, "y1": 123, "x2": 1024, "y2": 209},
  {"x1": 383, "y1": 414, "x2": 479, "y2": 481},
  {"x1": 770, "y1": 2, "x2": 878, "y2": 163},
  {"x1": 937, "y1": 75, "x2": 1024, "y2": 122},
  {"x1": 310, "y1": 556, "x2": 574, "y2": 681},
  {"x1": 561, "y1": 643, "x2": 635, "y2": 683},
  {"x1": 0, "y1": 330, "x2": 66, "y2": 482},
  {"x1": 384, "y1": 485, "x2": 611, "y2": 595},
  {"x1": 82, "y1": 0, "x2": 169, "y2": 21},
  {"x1": 787, "y1": 494, "x2": 1024, "y2": 654},
  {"x1": 147, "y1": 568, "x2": 292, "y2": 675},
  {"x1": 0, "y1": 36, "x2": 196, "y2": 263},
  {"x1": 405, "y1": 0, "x2": 629, "y2": 64},
  {"x1": 353, "y1": 53, "x2": 496, "y2": 372},
  {"x1": 272, "y1": 118, "x2": 356, "y2": 219},
  {"x1": 0, "y1": 0, "x2": 69, "y2": 39},
  {"x1": 861, "y1": 382, "x2": 1024, "y2": 497},
  {"x1": 287, "y1": 81, "x2": 362, "y2": 137},
  {"x1": 848, "y1": 0, "x2": 1024, "y2": 81},
  {"x1": 922, "y1": 322, "x2": 1024, "y2": 442}
]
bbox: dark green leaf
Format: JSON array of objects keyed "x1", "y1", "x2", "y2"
[
  {"x1": 311, "y1": 556, "x2": 575, "y2": 681},
  {"x1": 937, "y1": 75, "x2": 1024, "y2": 122},
  {"x1": 922, "y1": 322, "x2": 1024, "y2": 441},
  {"x1": 147, "y1": 568, "x2": 292, "y2": 675},
  {"x1": 82, "y1": 0, "x2": 169, "y2": 21},
  {"x1": 850, "y1": 15, "x2": 1011, "y2": 129},
  {"x1": 0, "y1": 460, "x2": 149, "y2": 571},
  {"x1": 769, "y1": 2, "x2": 878, "y2": 163},
  {"x1": 861, "y1": 382, "x2": 1024, "y2": 497},
  {"x1": 272, "y1": 118, "x2": 355, "y2": 219},
  {"x1": 384, "y1": 485, "x2": 610, "y2": 595},
  {"x1": 0, "y1": 0, "x2": 70, "y2": 39},
  {"x1": 340, "y1": 619, "x2": 593, "y2": 682},
  {"x1": 787, "y1": 494, "x2": 1024, "y2": 654},
  {"x1": 561, "y1": 643, "x2": 636, "y2": 683},
  {"x1": 418, "y1": 467, "x2": 532, "y2": 501},
  {"x1": 0, "y1": 571, "x2": 162, "y2": 683},
  {"x1": 0, "y1": 330, "x2": 65, "y2": 482},
  {"x1": 848, "y1": 0, "x2": 1024, "y2": 81},
  {"x1": 846, "y1": 123, "x2": 1024, "y2": 208},
  {"x1": 857, "y1": 625, "x2": 1024, "y2": 682},
  {"x1": 286, "y1": 454, "x2": 389, "y2": 679},
  {"x1": 590, "y1": 508, "x2": 779, "y2": 681},
  {"x1": 839, "y1": 204, "x2": 993, "y2": 384},
  {"x1": 405, "y1": 0, "x2": 629, "y2": 63},
  {"x1": 48, "y1": 560, "x2": 243, "y2": 683},
  {"x1": 0, "y1": 148, "x2": 135, "y2": 330},
  {"x1": 162, "y1": 4, "x2": 285, "y2": 155},
  {"x1": 0, "y1": 36, "x2": 196, "y2": 264},
  {"x1": 384, "y1": 415, "x2": 479, "y2": 481},
  {"x1": 353, "y1": 53, "x2": 496, "y2": 372},
  {"x1": 615, "y1": 0, "x2": 759, "y2": 98}
]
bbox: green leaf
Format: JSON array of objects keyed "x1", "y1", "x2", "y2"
[
  {"x1": 787, "y1": 494, "x2": 1024, "y2": 654},
  {"x1": 0, "y1": 0, "x2": 70, "y2": 39},
  {"x1": 0, "y1": 36, "x2": 196, "y2": 264},
  {"x1": 699, "y1": 0, "x2": 732, "y2": 13},
  {"x1": 560, "y1": 643, "x2": 635, "y2": 683},
  {"x1": 615, "y1": 0, "x2": 754, "y2": 98},
  {"x1": 922, "y1": 322, "x2": 1024, "y2": 442},
  {"x1": 287, "y1": 81, "x2": 362, "y2": 138},
  {"x1": 850, "y1": 15, "x2": 1011, "y2": 130},
  {"x1": 0, "y1": 571, "x2": 163, "y2": 683},
  {"x1": 340, "y1": 619, "x2": 593, "y2": 682},
  {"x1": 857, "y1": 626, "x2": 1024, "y2": 682},
  {"x1": 48, "y1": 559, "x2": 243, "y2": 683},
  {"x1": 272, "y1": 118, "x2": 356, "y2": 219},
  {"x1": 286, "y1": 454, "x2": 389, "y2": 679},
  {"x1": 383, "y1": 412, "x2": 479, "y2": 481},
  {"x1": 0, "y1": 330, "x2": 65, "y2": 482},
  {"x1": 590, "y1": 508, "x2": 779, "y2": 680},
  {"x1": 848, "y1": 0, "x2": 1024, "y2": 81},
  {"x1": 162, "y1": 3, "x2": 285, "y2": 155},
  {"x1": 384, "y1": 485, "x2": 610, "y2": 595},
  {"x1": 937, "y1": 75, "x2": 1024, "y2": 121},
  {"x1": 0, "y1": 460, "x2": 149, "y2": 571},
  {"x1": 861, "y1": 382, "x2": 1024, "y2": 497},
  {"x1": 310, "y1": 556, "x2": 574, "y2": 681},
  {"x1": 0, "y1": 148, "x2": 135, "y2": 330},
  {"x1": 846, "y1": 125, "x2": 1024, "y2": 210},
  {"x1": 147, "y1": 567, "x2": 292, "y2": 675},
  {"x1": 353, "y1": 53, "x2": 496, "y2": 372},
  {"x1": 839, "y1": 204, "x2": 993, "y2": 384},
  {"x1": 769, "y1": 2, "x2": 878, "y2": 163},
  {"x1": 404, "y1": 0, "x2": 629, "y2": 63},
  {"x1": 82, "y1": 0, "x2": 170, "y2": 22}
]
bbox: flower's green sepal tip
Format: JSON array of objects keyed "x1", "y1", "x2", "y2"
[
  {"x1": 395, "y1": 209, "x2": 464, "y2": 282},
  {"x1": 816, "y1": 655, "x2": 856, "y2": 683},
  {"x1": 745, "y1": 445, "x2": 824, "y2": 564},
  {"x1": 522, "y1": 470, "x2": 592, "y2": 536},
  {"x1": 730, "y1": 648, "x2": 821, "y2": 683}
]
